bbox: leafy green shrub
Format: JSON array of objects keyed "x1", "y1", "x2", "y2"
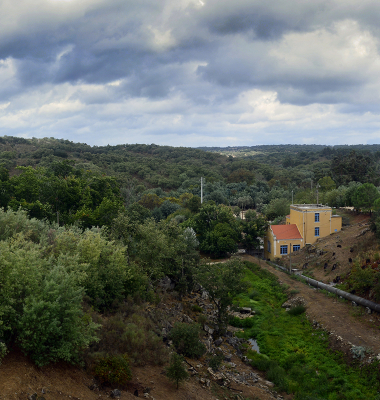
[
  {"x1": 169, "y1": 322, "x2": 206, "y2": 359},
  {"x1": 209, "y1": 352, "x2": 224, "y2": 371},
  {"x1": 0, "y1": 342, "x2": 8, "y2": 364},
  {"x1": 248, "y1": 290, "x2": 260, "y2": 300},
  {"x1": 267, "y1": 363, "x2": 288, "y2": 392},
  {"x1": 197, "y1": 314, "x2": 207, "y2": 325},
  {"x1": 17, "y1": 266, "x2": 99, "y2": 366},
  {"x1": 229, "y1": 316, "x2": 255, "y2": 328},
  {"x1": 287, "y1": 305, "x2": 306, "y2": 316},
  {"x1": 166, "y1": 353, "x2": 189, "y2": 389},
  {"x1": 90, "y1": 313, "x2": 168, "y2": 367},
  {"x1": 251, "y1": 357, "x2": 276, "y2": 372},
  {"x1": 93, "y1": 353, "x2": 131, "y2": 386},
  {"x1": 282, "y1": 352, "x2": 306, "y2": 370},
  {"x1": 191, "y1": 304, "x2": 203, "y2": 313}
]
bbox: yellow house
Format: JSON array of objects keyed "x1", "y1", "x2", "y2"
[
  {"x1": 265, "y1": 204, "x2": 342, "y2": 260},
  {"x1": 264, "y1": 224, "x2": 303, "y2": 261}
]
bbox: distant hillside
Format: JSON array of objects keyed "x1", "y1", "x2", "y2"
[{"x1": 0, "y1": 136, "x2": 234, "y2": 189}]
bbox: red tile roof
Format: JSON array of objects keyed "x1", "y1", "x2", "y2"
[{"x1": 271, "y1": 224, "x2": 302, "y2": 240}]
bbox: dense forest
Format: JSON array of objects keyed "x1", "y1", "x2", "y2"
[
  {"x1": 1, "y1": 136, "x2": 380, "y2": 399},
  {"x1": 2, "y1": 136, "x2": 380, "y2": 225}
]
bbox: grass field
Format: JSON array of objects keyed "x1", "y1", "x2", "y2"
[{"x1": 231, "y1": 261, "x2": 380, "y2": 400}]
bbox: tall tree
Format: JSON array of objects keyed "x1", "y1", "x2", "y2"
[
  {"x1": 353, "y1": 183, "x2": 380, "y2": 214},
  {"x1": 195, "y1": 260, "x2": 248, "y2": 331},
  {"x1": 241, "y1": 210, "x2": 267, "y2": 252}
]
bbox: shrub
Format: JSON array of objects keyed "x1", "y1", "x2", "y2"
[
  {"x1": 248, "y1": 289, "x2": 260, "y2": 300},
  {"x1": 229, "y1": 316, "x2": 255, "y2": 328},
  {"x1": 287, "y1": 305, "x2": 306, "y2": 316},
  {"x1": 191, "y1": 304, "x2": 203, "y2": 313},
  {"x1": 267, "y1": 363, "x2": 288, "y2": 392},
  {"x1": 166, "y1": 353, "x2": 189, "y2": 389},
  {"x1": 209, "y1": 352, "x2": 224, "y2": 371},
  {"x1": 17, "y1": 266, "x2": 99, "y2": 366},
  {"x1": 0, "y1": 342, "x2": 8, "y2": 364},
  {"x1": 89, "y1": 312, "x2": 168, "y2": 366},
  {"x1": 251, "y1": 358, "x2": 276, "y2": 372},
  {"x1": 169, "y1": 322, "x2": 206, "y2": 359},
  {"x1": 350, "y1": 346, "x2": 366, "y2": 360},
  {"x1": 197, "y1": 314, "x2": 207, "y2": 325},
  {"x1": 93, "y1": 353, "x2": 132, "y2": 386}
]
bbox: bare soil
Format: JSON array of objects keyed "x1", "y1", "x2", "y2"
[
  {"x1": 0, "y1": 344, "x2": 282, "y2": 400},
  {"x1": 280, "y1": 211, "x2": 374, "y2": 285}
]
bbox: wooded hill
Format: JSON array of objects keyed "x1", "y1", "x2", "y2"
[
  {"x1": 0, "y1": 136, "x2": 380, "y2": 399},
  {"x1": 1, "y1": 137, "x2": 380, "y2": 224}
]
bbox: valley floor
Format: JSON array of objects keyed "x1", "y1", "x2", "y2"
[{"x1": 243, "y1": 254, "x2": 380, "y2": 356}]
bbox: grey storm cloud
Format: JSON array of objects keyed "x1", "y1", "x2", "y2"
[{"x1": 0, "y1": 0, "x2": 380, "y2": 146}]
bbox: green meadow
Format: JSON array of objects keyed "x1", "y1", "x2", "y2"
[{"x1": 232, "y1": 262, "x2": 380, "y2": 400}]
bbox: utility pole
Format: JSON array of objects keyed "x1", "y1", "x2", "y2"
[
  {"x1": 289, "y1": 242, "x2": 292, "y2": 274},
  {"x1": 316, "y1": 184, "x2": 320, "y2": 205},
  {"x1": 201, "y1": 177, "x2": 203, "y2": 204},
  {"x1": 292, "y1": 190, "x2": 294, "y2": 205}
]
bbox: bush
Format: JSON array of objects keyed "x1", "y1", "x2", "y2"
[
  {"x1": 248, "y1": 289, "x2": 260, "y2": 300},
  {"x1": 191, "y1": 304, "x2": 203, "y2": 313},
  {"x1": 197, "y1": 314, "x2": 207, "y2": 325},
  {"x1": 93, "y1": 353, "x2": 132, "y2": 386},
  {"x1": 166, "y1": 353, "x2": 189, "y2": 389},
  {"x1": 287, "y1": 305, "x2": 306, "y2": 316},
  {"x1": 267, "y1": 363, "x2": 288, "y2": 392},
  {"x1": 229, "y1": 316, "x2": 255, "y2": 328},
  {"x1": 89, "y1": 312, "x2": 168, "y2": 367},
  {"x1": 0, "y1": 342, "x2": 8, "y2": 364},
  {"x1": 17, "y1": 266, "x2": 99, "y2": 366},
  {"x1": 169, "y1": 322, "x2": 206, "y2": 359},
  {"x1": 251, "y1": 357, "x2": 275, "y2": 372},
  {"x1": 209, "y1": 352, "x2": 224, "y2": 371}
]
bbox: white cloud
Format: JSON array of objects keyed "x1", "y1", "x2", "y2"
[{"x1": 0, "y1": 1, "x2": 380, "y2": 146}]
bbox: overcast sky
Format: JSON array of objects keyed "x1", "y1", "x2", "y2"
[{"x1": 1, "y1": 0, "x2": 380, "y2": 147}]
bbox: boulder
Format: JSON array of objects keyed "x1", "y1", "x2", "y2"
[
  {"x1": 282, "y1": 296, "x2": 306, "y2": 308},
  {"x1": 157, "y1": 276, "x2": 174, "y2": 291},
  {"x1": 111, "y1": 389, "x2": 122, "y2": 398}
]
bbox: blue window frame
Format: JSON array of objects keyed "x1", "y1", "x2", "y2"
[
  {"x1": 315, "y1": 227, "x2": 320, "y2": 236},
  {"x1": 293, "y1": 245, "x2": 300, "y2": 252},
  {"x1": 267, "y1": 241, "x2": 271, "y2": 253},
  {"x1": 280, "y1": 245, "x2": 288, "y2": 255},
  {"x1": 315, "y1": 213, "x2": 320, "y2": 222}
]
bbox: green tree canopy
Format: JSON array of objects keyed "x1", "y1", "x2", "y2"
[
  {"x1": 241, "y1": 210, "x2": 267, "y2": 252},
  {"x1": 318, "y1": 176, "x2": 336, "y2": 192},
  {"x1": 195, "y1": 260, "x2": 248, "y2": 330},
  {"x1": 353, "y1": 183, "x2": 380, "y2": 213}
]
